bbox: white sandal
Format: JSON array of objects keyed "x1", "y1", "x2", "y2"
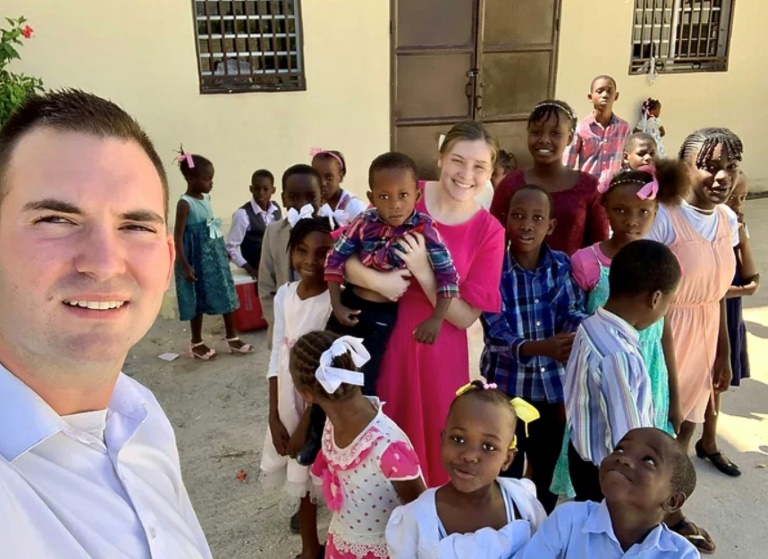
[
  {"x1": 189, "y1": 341, "x2": 217, "y2": 360},
  {"x1": 225, "y1": 337, "x2": 255, "y2": 354}
]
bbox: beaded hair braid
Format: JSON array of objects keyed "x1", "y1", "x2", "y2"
[
  {"x1": 289, "y1": 330, "x2": 359, "y2": 401},
  {"x1": 528, "y1": 100, "x2": 577, "y2": 133},
  {"x1": 678, "y1": 127, "x2": 744, "y2": 167}
]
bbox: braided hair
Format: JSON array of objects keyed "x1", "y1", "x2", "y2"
[
  {"x1": 604, "y1": 159, "x2": 687, "y2": 206},
  {"x1": 678, "y1": 127, "x2": 744, "y2": 168},
  {"x1": 448, "y1": 380, "x2": 518, "y2": 437},
  {"x1": 641, "y1": 97, "x2": 661, "y2": 119},
  {"x1": 528, "y1": 99, "x2": 577, "y2": 133},
  {"x1": 289, "y1": 330, "x2": 360, "y2": 400}
]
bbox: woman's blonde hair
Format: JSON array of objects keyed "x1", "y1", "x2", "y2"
[{"x1": 439, "y1": 120, "x2": 499, "y2": 166}]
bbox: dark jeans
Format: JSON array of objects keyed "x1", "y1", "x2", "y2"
[
  {"x1": 500, "y1": 400, "x2": 565, "y2": 513},
  {"x1": 326, "y1": 286, "x2": 398, "y2": 397},
  {"x1": 568, "y1": 441, "x2": 604, "y2": 502}
]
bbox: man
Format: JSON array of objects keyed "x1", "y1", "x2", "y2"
[{"x1": 0, "y1": 90, "x2": 212, "y2": 558}]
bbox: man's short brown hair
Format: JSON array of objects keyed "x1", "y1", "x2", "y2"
[{"x1": 0, "y1": 89, "x2": 168, "y2": 218}]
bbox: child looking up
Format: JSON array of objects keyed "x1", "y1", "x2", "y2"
[
  {"x1": 258, "y1": 164, "x2": 323, "y2": 346},
  {"x1": 622, "y1": 132, "x2": 658, "y2": 171},
  {"x1": 726, "y1": 171, "x2": 760, "y2": 387},
  {"x1": 564, "y1": 75, "x2": 631, "y2": 185},
  {"x1": 634, "y1": 98, "x2": 666, "y2": 157},
  {"x1": 289, "y1": 331, "x2": 426, "y2": 559},
  {"x1": 386, "y1": 381, "x2": 546, "y2": 559},
  {"x1": 564, "y1": 240, "x2": 681, "y2": 503},
  {"x1": 260, "y1": 218, "x2": 334, "y2": 559},
  {"x1": 481, "y1": 185, "x2": 588, "y2": 513},
  {"x1": 173, "y1": 150, "x2": 252, "y2": 359},
  {"x1": 514, "y1": 427, "x2": 699, "y2": 558},
  {"x1": 491, "y1": 100, "x2": 609, "y2": 255},
  {"x1": 311, "y1": 148, "x2": 367, "y2": 226},
  {"x1": 226, "y1": 169, "x2": 282, "y2": 279}
]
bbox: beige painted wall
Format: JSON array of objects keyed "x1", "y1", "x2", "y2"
[
  {"x1": 6, "y1": 0, "x2": 390, "y2": 219},
  {"x1": 556, "y1": 0, "x2": 768, "y2": 190}
]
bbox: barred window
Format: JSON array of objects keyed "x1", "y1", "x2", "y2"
[
  {"x1": 630, "y1": 0, "x2": 735, "y2": 75},
  {"x1": 193, "y1": 0, "x2": 306, "y2": 93}
]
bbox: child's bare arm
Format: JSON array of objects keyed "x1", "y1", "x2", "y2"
[
  {"x1": 329, "y1": 281, "x2": 360, "y2": 326},
  {"x1": 173, "y1": 200, "x2": 194, "y2": 281},
  {"x1": 413, "y1": 297, "x2": 452, "y2": 344},
  {"x1": 662, "y1": 320, "x2": 683, "y2": 434},
  {"x1": 392, "y1": 478, "x2": 427, "y2": 505},
  {"x1": 286, "y1": 407, "x2": 312, "y2": 458},
  {"x1": 268, "y1": 377, "x2": 290, "y2": 456}
]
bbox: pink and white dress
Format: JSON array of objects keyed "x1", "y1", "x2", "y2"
[{"x1": 311, "y1": 400, "x2": 422, "y2": 559}]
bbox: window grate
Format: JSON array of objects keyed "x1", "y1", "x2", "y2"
[
  {"x1": 630, "y1": 0, "x2": 735, "y2": 75},
  {"x1": 192, "y1": 0, "x2": 306, "y2": 93}
]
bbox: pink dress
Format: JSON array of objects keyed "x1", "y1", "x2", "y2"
[
  {"x1": 665, "y1": 206, "x2": 736, "y2": 422},
  {"x1": 377, "y1": 195, "x2": 505, "y2": 487},
  {"x1": 311, "y1": 401, "x2": 421, "y2": 559}
]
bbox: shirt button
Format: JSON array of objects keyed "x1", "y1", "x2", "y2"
[
  {"x1": 149, "y1": 527, "x2": 157, "y2": 539},
  {"x1": 534, "y1": 299, "x2": 539, "y2": 303},
  {"x1": 541, "y1": 367, "x2": 546, "y2": 372},
  {"x1": 536, "y1": 321, "x2": 541, "y2": 326}
]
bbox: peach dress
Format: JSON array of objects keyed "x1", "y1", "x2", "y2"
[{"x1": 665, "y1": 205, "x2": 735, "y2": 423}]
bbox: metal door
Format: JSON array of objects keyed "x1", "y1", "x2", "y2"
[{"x1": 391, "y1": 0, "x2": 561, "y2": 178}]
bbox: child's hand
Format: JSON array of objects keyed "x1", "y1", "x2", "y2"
[
  {"x1": 669, "y1": 404, "x2": 684, "y2": 435},
  {"x1": 243, "y1": 263, "x2": 259, "y2": 279},
  {"x1": 182, "y1": 264, "x2": 196, "y2": 283},
  {"x1": 413, "y1": 316, "x2": 442, "y2": 344},
  {"x1": 544, "y1": 332, "x2": 576, "y2": 362},
  {"x1": 712, "y1": 348, "x2": 733, "y2": 393},
  {"x1": 286, "y1": 424, "x2": 309, "y2": 459},
  {"x1": 333, "y1": 304, "x2": 361, "y2": 327},
  {"x1": 269, "y1": 415, "x2": 290, "y2": 456}
]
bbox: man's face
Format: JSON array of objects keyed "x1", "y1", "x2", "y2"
[{"x1": 0, "y1": 128, "x2": 174, "y2": 371}]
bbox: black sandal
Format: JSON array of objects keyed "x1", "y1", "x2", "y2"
[
  {"x1": 670, "y1": 518, "x2": 716, "y2": 555},
  {"x1": 695, "y1": 439, "x2": 741, "y2": 477}
]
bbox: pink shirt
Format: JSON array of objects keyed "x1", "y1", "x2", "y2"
[{"x1": 570, "y1": 243, "x2": 612, "y2": 291}]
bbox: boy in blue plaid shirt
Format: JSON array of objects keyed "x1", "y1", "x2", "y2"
[{"x1": 480, "y1": 185, "x2": 588, "y2": 513}]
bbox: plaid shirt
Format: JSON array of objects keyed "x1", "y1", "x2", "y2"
[
  {"x1": 480, "y1": 246, "x2": 588, "y2": 403},
  {"x1": 564, "y1": 113, "x2": 631, "y2": 183},
  {"x1": 325, "y1": 208, "x2": 460, "y2": 298}
]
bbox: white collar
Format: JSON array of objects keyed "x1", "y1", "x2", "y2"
[{"x1": 250, "y1": 200, "x2": 278, "y2": 216}]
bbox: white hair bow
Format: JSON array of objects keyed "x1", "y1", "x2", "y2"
[
  {"x1": 316, "y1": 336, "x2": 370, "y2": 394},
  {"x1": 286, "y1": 204, "x2": 315, "y2": 228},
  {"x1": 318, "y1": 204, "x2": 350, "y2": 227}
]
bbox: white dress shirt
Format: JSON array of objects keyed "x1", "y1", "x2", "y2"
[
  {"x1": 0, "y1": 364, "x2": 212, "y2": 559},
  {"x1": 226, "y1": 200, "x2": 280, "y2": 267}
]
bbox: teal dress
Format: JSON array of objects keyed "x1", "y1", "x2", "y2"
[
  {"x1": 174, "y1": 194, "x2": 238, "y2": 321},
  {"x1": 551, "y1": 247, "x2": 673, "y2": 498}
]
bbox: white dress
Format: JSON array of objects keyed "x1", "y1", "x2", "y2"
[
  {"x1": 259, "y1": 281, "x2": 332, "y2": 515},
  {"x1": 386, "y1": 478, "x2": 546, "y2": 559},
  {"x1": 635, "y1": 115, "x2": 666, "y2": 157}
]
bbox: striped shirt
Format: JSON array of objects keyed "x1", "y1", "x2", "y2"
[
  {"x1": 564, "y1": 308, "x2": 655, "y2": 466},
  {"x1": 324, "y1": 208, "x2": 460, "y2": 298},
  {"x1": 564, "y1": 113, "x2": 630, "y2": 184},
  {"x1": 480, "y1": 247, "x2": 588, "y2": 403}
]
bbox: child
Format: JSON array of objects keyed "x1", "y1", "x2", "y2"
[
  {"x1": 173, "y1": 150, "x2": 253, "y2": 359},
  {"x1": 289, "y1": 331, "x2": 426, "y2": 559},
  {"x1": 513, "y1": 427, "x2": 699, "y2": 558},
  {"x1": 726, "y1": 171, "x2": 760, "y2": 387},
  {"x1": 386, "y1": 381, "x2": 547, "y2": 558},
  {"x1": 564, "y1": 240, "x2": 681, "y2": 503},
  {"x1": 480, "y1": 185, "x2": 588, "y2": 513},
  {"x1": 622, "y1": 132, "x2": 657, "y2": 171},
  {"x1": 226, "y1": 169, "x2": 282, "y2": 278},
  {"x1": 491, "y1": 149, "x2": 517, "y2": 189},
  {"x1": 259, "y1": 218, "x2": 334, "y2": 559},
  {"x1": 634, "y1": 97, "x2": 666, "y2": 157},
  {"x1": 311, "y1": 148, "x2": 367, "y2": 226},
  {"x1": 563, "y1": 75, "x2": 631, "y2": 186},
  {"x1": 326, "y1": 151, "x2": 460, "y2": 389},
  {"x1": 490, "y1": 100, "x2": 609, "y2": 255},
  {"x1": 258, "y1": 164, "x2": 323, "y2": 346},
  {"x1": 646, "y1": 127, "x2": 744, "y2": 553}
]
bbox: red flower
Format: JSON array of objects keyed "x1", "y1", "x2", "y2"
[{"x1": 21, "y1": 25, "x2": 34, "y2": 39}]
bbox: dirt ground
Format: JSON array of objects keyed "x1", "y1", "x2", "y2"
[{"x1": 127, "y1": 200, "x2": 768, "y2": 559}]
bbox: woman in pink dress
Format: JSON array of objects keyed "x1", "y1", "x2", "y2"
[{"x1": 345, "y1": 122, "x2": 505, "y2": 486}]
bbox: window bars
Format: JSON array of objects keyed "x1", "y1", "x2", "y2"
[
  {"x1": 193, "y1": 0, "x2": 305, "y2": 93},
  {"x1": 630, "y1": 0, "x2": 735, "y2": 74}
]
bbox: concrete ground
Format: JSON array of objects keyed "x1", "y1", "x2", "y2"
[{"x1": 127, "y1": 199, "x2": 768, "y2": 558}]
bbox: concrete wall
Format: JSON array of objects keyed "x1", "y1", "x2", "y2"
[
  {"x1": 556, "y1": 0, "x2": 768, "y2": 190},
  {"x1": 6, "y1": 0, "x2": 391, "y2": 215}
]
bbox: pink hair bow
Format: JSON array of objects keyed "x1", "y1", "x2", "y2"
[
  {"x1": 176, "y1": 152, "x2": 195, "y2": 169},
  {"x1": 636, "y1": 177, "x2": 659, "y2": 200},
  {"x1": 483, "y1": 383, "x2": 498, "y2": 390}
]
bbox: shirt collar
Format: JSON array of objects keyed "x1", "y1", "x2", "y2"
[
  {"x1": 507, "y1": 243, "x2": 554, "y2": 274},
  {"x1": 250, "y1": 200, "x2": 278, "y2": 217},
  {"x1": 586, "y1": 112, "x2": 618, "y2": 128},
  {"x1": 595, "y1": 307, "x2": 640, "y2": 344},
  {"x1": 0, "y1": 363, "x2": 147, "y2": 462},
  {"x1": 583, "y1": 501, "x2": 678, "y2": 553}
]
